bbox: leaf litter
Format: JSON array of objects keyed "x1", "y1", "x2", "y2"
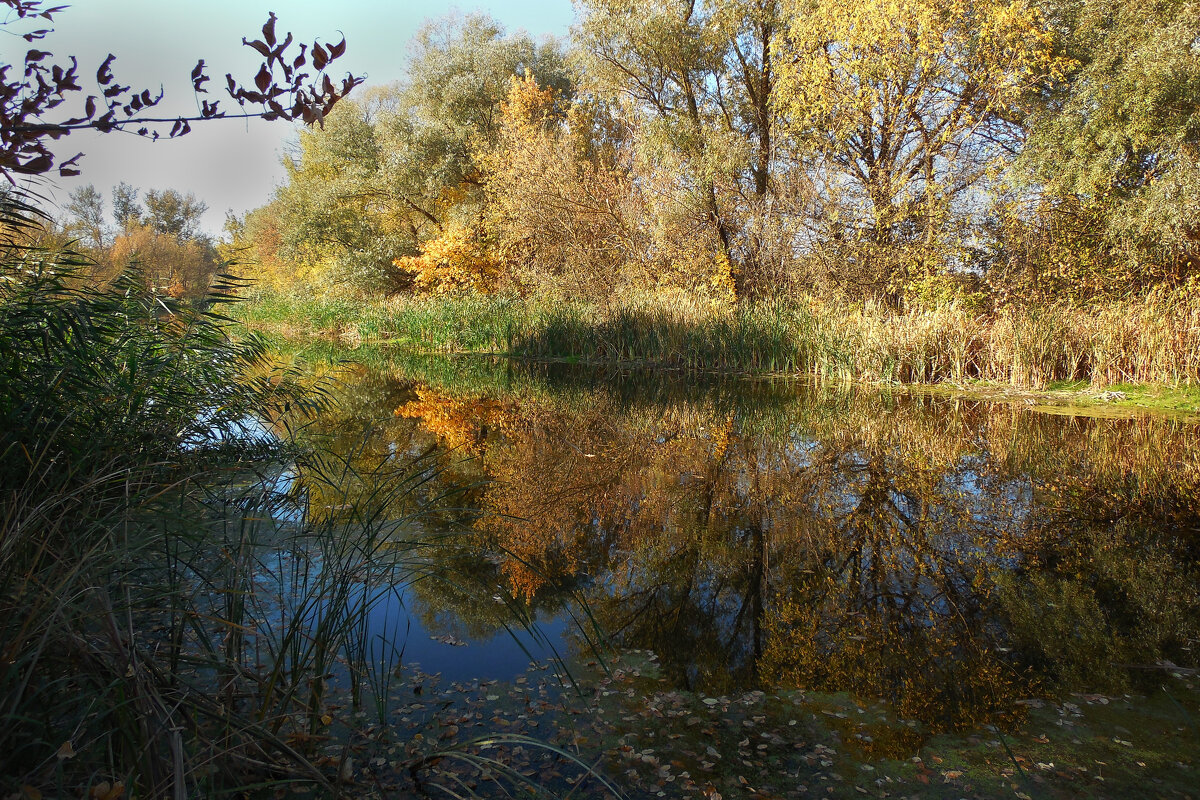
[{"x1": 247, "y1": 649, "x2": 1200, "y2": 799}]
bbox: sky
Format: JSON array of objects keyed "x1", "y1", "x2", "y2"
[{"x1": 37, "y1": 1, "x2": 576, "y2": 235}]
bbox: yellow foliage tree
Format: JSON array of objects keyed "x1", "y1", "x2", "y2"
[
  {"x1": 480, "y1": 73, "x2": 639, "y2": 298},
  {"x1": 482, "y1": 71, "x2": 737, "y2": 302},
  {"x1": 393, "y1": 222, "x2": 501, "y2": 295},
  {"x1": 103, "y1": 223, "x2": 219, "y2": 299},
  {"x1": 773, "y1": 0, "x2": 1070, "y2": 300}
]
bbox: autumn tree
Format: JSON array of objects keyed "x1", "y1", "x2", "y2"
[
  {"x1": 105, "y1": 223, "x2": 219, "y2": 298},
  {"x1": 1016, "y1": 0, "x2": 1200, "y2": 294},
  {"x1": 56, "y1": 181, "x2": 221, "y2": 295},
  {"x1": 263, "y1": 14, "x2": 573, "y2": 294},
  {"x1": 397, "y1": 14, "x2": 573, "y2": 196},
  {"x1": 575, "y1": 0, "x2": 783, "y2": 300},
  {"x1": 772, "y1": 0, "x2": 1067, "y2": 302},
  {"x1": 470, "y1": 73, "x2": 651, "y2": 299}
]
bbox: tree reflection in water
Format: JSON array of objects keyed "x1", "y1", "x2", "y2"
[{"x1": 282, "y1": 357, "x2": 1200, "y2": 731}]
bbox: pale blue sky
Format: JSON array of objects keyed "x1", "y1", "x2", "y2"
[{"x1": 42, "y1": 1, "x2": 576, "y2": 233}]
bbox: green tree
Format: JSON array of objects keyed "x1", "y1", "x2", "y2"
[
  {"x1": 144, "y1": 188, "x2": 208, "y2": 242},
  {"x1": 271, "y1": 91, "x2": 415, "y2": 291},
  {"x1": 397, "y1": 13, "x2": 573, "y2": 195},
  {"x1": 1019, "y1": 0, "x2": 1200, "y2": 289},
  {"x1": 112, "y1": 182, "x2": 142, "y2": 229},
  {"x1": 63, "y1": 184, "x2": 106, "y2": 249},
  {"x1": 262, "y1": 14, "x2": 573, "y2": 294}
]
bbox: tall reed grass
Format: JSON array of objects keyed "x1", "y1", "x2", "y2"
[
  {"x1": 238, "y1": 290, "x2": 1200, "y2": 390},
  {"x1": 0, "y1": 203, "x2": 613, "y2": 797}
]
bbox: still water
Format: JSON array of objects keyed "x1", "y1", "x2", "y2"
[{"x1": 275, "y1": 353, "x2": 1200, "y2": 730}]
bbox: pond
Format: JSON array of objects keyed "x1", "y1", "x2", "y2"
[{"x1": 271, "y1": 351, "x2": 1200, "y2": 734}]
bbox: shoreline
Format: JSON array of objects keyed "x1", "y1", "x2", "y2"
[{"x1": 236, "y1": 308, "x2": 1200, "y2": 420}]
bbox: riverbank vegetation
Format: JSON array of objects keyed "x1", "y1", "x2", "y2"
[
  {"x1": 212, "y1": 0, "x2": 1199, "y2": 392},
  {"x1": 237, "y1": 290, "x2": 1200, "y2": 391}
]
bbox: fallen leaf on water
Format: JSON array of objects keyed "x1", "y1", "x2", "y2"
[{"x1": 90, "y1": 783, "x2": 124, "y2": 800}]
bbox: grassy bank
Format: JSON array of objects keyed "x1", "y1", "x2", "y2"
[{"x1": 236, "y1": 291, "x2": 1200, "y2": 392}]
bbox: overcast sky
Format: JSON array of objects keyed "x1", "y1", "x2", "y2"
[{"x1": 37, "y1": 1, "x2": 575, "y2": 235}]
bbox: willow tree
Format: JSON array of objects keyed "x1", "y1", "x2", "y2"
[
  {"x1": 773, "y1": 0, "x2": 1067, "y2": 301},
  {"x1": 1018, "y1": 0, "x2": 1200, "y2": 293},
  {"x1": 253, "y1": 14, "x2": 573, "y2": 294},
  {"x1": 575, "y1": 0, "x2": 782, "y2": 300}
]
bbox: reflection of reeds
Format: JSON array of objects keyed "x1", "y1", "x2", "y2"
[
  {"x1": 369, "y1": 351, "x2": 1200, "y2": 512},
  {"x1": 240, "y1": 291, "x2": 1200, "y2": 389}
]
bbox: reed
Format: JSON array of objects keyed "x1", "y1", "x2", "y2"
[
  {"x1": 0, "y1": 203, "x2": 612, "y2": 797},
  {"x1": 238, "y1": 289, "x2": 1200, "y2": 390}
]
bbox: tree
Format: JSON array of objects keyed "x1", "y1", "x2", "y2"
[
  {"x1": 1019, "y1": 0, "x2": 1200, "y2": 289},
  {"x1": 575, "y1": 0, "x2": 783, "y2": 300},
  {"x1": 478, "y1": 73, "x2": 647, "y2": 299},
  {"x1": 772, "y1": 0, "x2": 1068, "y2": 301},
  {"x1": 63, "y1": 183, "x2": 105, "y2": 248},
  {"x1": 143, "y1": 188, "x2": 207, "y2": 241},
  {"x1": 112, "y1": 182, "x2": 141, "y2": 228},
  {"x1": 103, "y1": 221, "x2": 219, "y2": 298},
  {"x1": 262, "y1": 14, "x2": 573, "y2": 294},
  {"x1": 269, "y1": 92, "x2": 415, "y2": 292},
  {"x1": 398, "y1": 13, "x2": 573, "y2": 194},
  {"x1": 0, "y1": 0, "x2": 362, "y2": 181}
]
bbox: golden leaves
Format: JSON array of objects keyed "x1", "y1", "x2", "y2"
[
  {"x1": 773, "y1": 0, "x2": 1064, "y2": 133},
  {"x1": 394, "y1": 222, "x2": 502, "y2": 295},
  {"x1": 395, "y1": 386, "x2": 508, "y2": 453}
]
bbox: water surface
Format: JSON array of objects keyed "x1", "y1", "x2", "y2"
[{"x1": 278, "y1": 353, "x2": 1200, "y2": 730}]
